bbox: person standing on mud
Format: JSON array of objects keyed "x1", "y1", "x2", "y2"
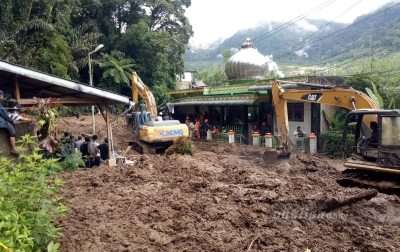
[
  {"x1": 260, "y1": 122, "x2": 269, "y2": 136},
  {"x1": 0, "y1": 90, "x2": 20, "y2": 154},
  {"x1": 75, "y1": 136, "x2": 84, "y2": 151},
  {"x1": 195, "y1": 119, "x2": 200, "y2": 139},
  {"x1": 189, "y1": 120, "x2": 195, "y2": 139},
  {"x1": 294, "y1": 126, "x2": 305, "y2": 137},
  {"x1": 87, "y1": 136, "x2": 100, "y2": 167},
  {"x1": 203, "y1": 119, "x2": 210, "y2": 140},
  {"x1": 97, "y1": 138, "x2": 109, "y2": 163}
]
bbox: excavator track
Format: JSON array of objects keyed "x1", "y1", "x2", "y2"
[
  {"x1": 337, "y1": 169, "x2": 400, "y2": 195},
  {"x1": 128, "y1": 140, "x2": 156, "y2": 154},
  {"x1": 128, "y1": 138, "x2": 173, "y2": 155}
]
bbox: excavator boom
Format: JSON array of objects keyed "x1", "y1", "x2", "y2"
[
  {"x1": 132, "y1": 72, "x2": 158, "y2": 120},
  {"x1": 270, "y1": 80, "x2": 378, "y2": 155}
]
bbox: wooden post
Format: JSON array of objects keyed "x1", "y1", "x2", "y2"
[
  {"x1": 97, "y1": 103, "x2": 107, "y2": 122},
  {"x1": 15, "y1": 75, "x2": 20, "y2": 101},
  {"x1": 105, "y1": 101, "x2": 115, "y2": 166}
]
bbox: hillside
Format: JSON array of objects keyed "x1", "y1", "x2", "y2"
[{"x1": 184, "y1": 2, "x2": 400, "y2": 72}]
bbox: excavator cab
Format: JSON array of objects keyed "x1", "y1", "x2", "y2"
[{"x1": 343, "y1": 110, "x2": 400, "y2": 174}]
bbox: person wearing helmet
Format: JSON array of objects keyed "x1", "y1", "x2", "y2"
[{"x1": 260, "y1": 121, "x2": 269, "y2": 136}]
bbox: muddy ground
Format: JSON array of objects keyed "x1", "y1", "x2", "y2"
[{"x1": 55, "y1": 116, "x2": 400, "y2": 251}]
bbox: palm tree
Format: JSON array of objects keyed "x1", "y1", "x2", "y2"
[{"x1": 100, "y1": 54, "x2": 135, "y2": 88}]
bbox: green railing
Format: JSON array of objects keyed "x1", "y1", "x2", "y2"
[
  {"x1": 289, "y1": 136, "x2": 305, "y2": 150},
  {"x1": 209, "y1": 123, "x2": 243, "y2": 135},
  {"x1": 211, "y1": 132, "x2": 243, "y2": 144}
]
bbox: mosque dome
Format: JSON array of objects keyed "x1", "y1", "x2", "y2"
[{"x1": 225, "y1": 38, "x2": 267, "y2": 81}]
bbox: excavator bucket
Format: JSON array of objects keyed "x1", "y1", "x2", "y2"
[{"x1": 262, "y1": 148, "x2": 291, "y2": 168}]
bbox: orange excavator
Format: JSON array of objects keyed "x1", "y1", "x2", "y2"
[{"x1": 265, "y1": 81, "x2": 400, "y2": 174}]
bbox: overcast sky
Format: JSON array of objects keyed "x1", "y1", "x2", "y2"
[{"x1": 185, "y1": 0, "x2": 399, "y2": 48}]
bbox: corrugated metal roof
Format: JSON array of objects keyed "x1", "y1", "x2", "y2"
[
  {"x1": 174, "y1": 99, "x2": 256, "y2": 106},
  {"x1": 248, "y1": 84, "x2": 299, "y2": 91},
  {"x1": 0, "y1": 59, "x2": 130, "y2": 105}
]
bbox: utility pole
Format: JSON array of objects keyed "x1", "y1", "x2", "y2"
[{"x1": 370, "y1": 25, "x2": 374, "y2": 76}]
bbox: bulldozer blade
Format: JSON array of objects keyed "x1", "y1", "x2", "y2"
[{"x1": 263, "y1": 149, "x2": 291, "y2": 168}]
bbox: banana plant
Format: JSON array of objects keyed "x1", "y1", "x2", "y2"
[{"x1": 365, "y1": 81, "x2": 395, "y2": 109}]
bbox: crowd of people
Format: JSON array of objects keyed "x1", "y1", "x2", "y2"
[{"x1": 41, "y1": 132, "x2": 110, "y2": 168}]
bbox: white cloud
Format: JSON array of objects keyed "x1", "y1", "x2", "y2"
[{"x1": 186, "y1": 0, "x2": 396, "y2": 48}]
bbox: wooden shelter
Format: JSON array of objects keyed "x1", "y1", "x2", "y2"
[{"x1": 0, "y1": 59, "x2": 132, "y2": 165}]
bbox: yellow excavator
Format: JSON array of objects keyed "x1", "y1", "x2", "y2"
[
  {"x1": 265, "y1": 81, "x2": 400, "y2": 174},
  {"x1": 127, "y1": 72, "x2": 188, "y2": 154}
]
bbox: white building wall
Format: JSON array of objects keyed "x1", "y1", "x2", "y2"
[
  {"x1": 287, "y1": 101, "x2": 312, "y2": 136},
  {"x1": 272, "y1": 101, "x2": 312, "y2": 137}
]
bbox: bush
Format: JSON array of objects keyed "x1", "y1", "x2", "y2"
[
  {"x1": 165, "y1": 136, "x2": 195, "y2": 157},
  {"x1": 0, "y1": 135, "x2": 67, "y2": 251},
  {"x1": 58, "y1": 152, "x2": 86, "y2": 172},
  {"x1": 320, "y1": 131, "x2": 354, "y2": 158}
]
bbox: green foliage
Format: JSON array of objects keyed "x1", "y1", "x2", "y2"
[
  {"x1": 30, "y1": 98, "x2": 63, "y2": 144},
  {"x1": 195, "y1": 50, "x2": 229, "y2": 87},
  {"x1": 0, "y1": 135, "x2": 66, "y2": 251},
  {"x1": 165, "y1": 136, "x2": 195, "y2": 157},
  {"x1": 1, "y1": 0, "x2": 193, "y2": 103},
  {"x1": 320, "y1": 132, "x2": 354, "y2": 158},
  {"x1": 322, "y1": 109, "x2": 349, "y2": 132},
  {"x1": 57, "y1": 152, "x2": 86, "y2": 172},
  {"x1": 365, "y1": 81, "x2": 384, "y2": 108},
  {"x1": 100, "y1": 53, "x2": 135, "y2": 86},
  {"x1": 365, "y1": 80, "x2": 396, "y2": 109}
]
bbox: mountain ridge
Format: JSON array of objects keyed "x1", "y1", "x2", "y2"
[{"x1": 184, "y1": 2, "x2": 400, "y2": 72}]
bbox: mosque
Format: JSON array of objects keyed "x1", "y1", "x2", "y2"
[{"x1": 169, "y1": 38, "x2": 339, "y2": 145}]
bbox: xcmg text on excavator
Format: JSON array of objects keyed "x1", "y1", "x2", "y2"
[
  {"x1": 265, "y1": 80, "x2": 400, "y2": 174},
  {"x1": 126, "y1": 72, "x2": 188, "y2": 154}
]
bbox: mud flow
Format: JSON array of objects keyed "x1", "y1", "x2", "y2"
[{"x1": 55, "y1": 116, "x2": 400, "y2": 251}]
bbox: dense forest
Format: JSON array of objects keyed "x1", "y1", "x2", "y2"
[
  {"x1": 0, "y1": 0, "x2": 193, "y2": 103},
  {"x1": 184, "y1": 2, "x2": 400, "y2": 72},
  {"x1": 1, "y1": 1, "x2": 400, "y2": 102}
]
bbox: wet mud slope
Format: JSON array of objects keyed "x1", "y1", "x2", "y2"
[{"x1": 55, "y1": 140, "x2": 400, "y2": 251}]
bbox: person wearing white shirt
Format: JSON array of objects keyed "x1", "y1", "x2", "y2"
[
  {"x1": 293, "y1": 126, "x2": 305, "y2": 137},
  {"x1": 293, "y1": 126, "x2": 305, "y2": 149}
]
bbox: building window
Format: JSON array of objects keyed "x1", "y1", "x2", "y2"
[{"x1": 288, "y1": 103, "x2": 304, "y2": 122}]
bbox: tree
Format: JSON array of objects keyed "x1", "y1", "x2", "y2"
[
  {"x1": 100, "y1": 53, "x2": 135, "y2": 87},
  {"x1": 0, "y1": 0, "x2": 195, "y2": 103},
  {"x1": 221, "y1": 49, "x2": 232, "y2": 64}
]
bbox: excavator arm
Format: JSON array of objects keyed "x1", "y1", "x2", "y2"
[
  {"x1": 132, "y1": 72, "x2": 158, "y2": 120},
  {"x1": 272, "y1": 81, "x2": 379, "y2": 151}
]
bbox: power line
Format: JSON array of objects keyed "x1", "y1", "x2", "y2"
[
  {"x1": 268, "y1": 2, "x2": 400, "y2": 64},
  {"x1": 272, "y1": 0, "x2": 363, "y2": 60},
  {"x1": 306, "y1": 39, "x2": 400, "y2": 75},
  {"x1": 252, "y1": 0, "x2": 338, "y2": 43}
]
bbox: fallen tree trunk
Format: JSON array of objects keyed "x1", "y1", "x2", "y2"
[{"x1": 318, "y1": 189, "x2": 378, "y2": 212}]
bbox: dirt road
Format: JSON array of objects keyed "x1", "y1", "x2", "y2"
[{"x1": 55, "y1": 116, "x2": 400, "y2": 251}]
